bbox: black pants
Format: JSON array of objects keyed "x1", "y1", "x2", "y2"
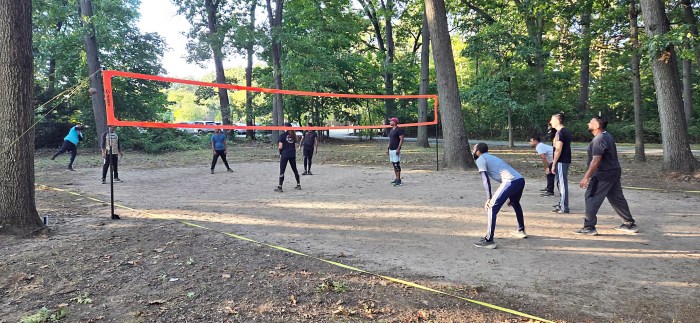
[
  {"x1": 102, "y1": 154, "x2": 119, "y2": 179},
  {"x1": 546, "y1": 162, "x2": 555, "y2": 193},
  {"x1": 584, "y1": 175, "x2": 635, "y2": 229},
  {"x1": 211, "y1": 150, "x2": 231, "y2": 170},
  {"x1": 53, "y1": 140, "x2": 77, "y2": 167},
  {"x1": 279, "y1": 156, "x2": 300, "y2": 186},
  {"x1": 303, "y1": 147, "x2": 314, "y2": 171}
]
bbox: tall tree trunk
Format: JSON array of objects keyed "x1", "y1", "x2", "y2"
[
  {"x1": 205, "y1": 0, "x2": 231, "y2": 126},
  {"x1": 79, "y1": 0, "x2": 107, "y2": 141},
  {"x1": 577, "y1": 0, "x2": 593, "y2": 112},
  {"x1": 681, "y1": 0, "x2": 697, "y2": 126},
  {"x1": 0, "y1": 0, "x2": 42, "y2": 235},
  {"x1": 416, "y1": 8, "x2": 430, "y2": 148},
  {"x1": 639, "y1": 0, "x2": 696, "y2": 172},
  {"x1": 424, "y1": 0, "x2": 473, "y2": 169},
  {"x1": 630, "y1": 0, "x2": 645, "y2": 162},
  {"x1": 245, "y1": 0, "x2": 257, "y2": 140},
  {"x1": 682, "y1": 59, "x2": 693, "y2": 126},
  {"x1": 681, "y1": 0, "x2": 700, "y2": 68},
  {"x1": 266, "y1": 0, "x2": 284, "y2": 139},
  {"x1": 513, "y1": 0, "x2": 546, "y2": 104},
  {"x1": 383, "y1": 0, "x2": 396, "y2": 122}
]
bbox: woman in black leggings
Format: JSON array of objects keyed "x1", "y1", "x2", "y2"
[{"x1": 275, "y1": 123, "x2": 301, "y2": 192}]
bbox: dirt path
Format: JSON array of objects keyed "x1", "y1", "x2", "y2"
[{"x1": 27, "y1": 161, "x2": 700, "y2": 321}]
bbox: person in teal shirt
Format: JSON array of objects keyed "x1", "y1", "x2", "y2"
[
  {"x1": 210, "y1": 129, "x2": 233, "y2": 174},
  {"x1": 51, "y1": 124, "x2": 87, "y2": 171}
]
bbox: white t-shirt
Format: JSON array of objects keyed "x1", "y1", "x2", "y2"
[
  {"x1": 475, "y1": 153, "x2": 523, "y2": 183},
  {"x1": 535, "y1": 142, "x2": 553, "y2": 163}
]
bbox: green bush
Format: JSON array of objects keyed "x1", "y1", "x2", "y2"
[{"x1": 118, "y1": 127, "x2": 206, "y2": 153}]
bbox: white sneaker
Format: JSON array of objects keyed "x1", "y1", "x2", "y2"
[{"x1": 511, "y1": 230, "x2": 528, "y2": 239}]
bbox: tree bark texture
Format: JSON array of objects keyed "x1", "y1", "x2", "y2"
[
  {"x1": 577, "y1": 0, "x2": 593, "y2": 112},
  {"x1": 629, "y1": 0, "x2": 645, "y2": 162},
  {"x1": 639, "y1": 0, "x2": 696, "y2": 171},
  {"x1": 682, "y1": 59, "x2": 693, "y2": 126},
  {"x1": 0, "y1": 0, "x2": 42, "y2": 234},
  {"x1": 205, "y1": 0, "x2": 231, "y2": 126},
  {"x1": 79, "y1": 0, "x2": 107, "y2": 141},
  {"x1": 383, "y1": 0, "x2": 396, "y2": 122},
  {"x1": 416, "y1": 8, "x2": 430, "y2": 148},
  {"x1": 424, "y1": 0, "x2": 473, "y2": 169},
  {"x1": 266, "y1": 0, "x2": 284, "y2": 138},
  {"x1": 245, "y1": 0, "x2": 257, "y2": 140},
  {"x1": 681, "y1": 0, "x2": 700, "y2": 69}
]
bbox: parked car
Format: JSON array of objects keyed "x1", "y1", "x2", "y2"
[
  {"x1": 233, "y1": 123, "x2": 249, "y2": 135},
  {"x1": 176, "y1": 122, "x2": 199, "y2": 135}
]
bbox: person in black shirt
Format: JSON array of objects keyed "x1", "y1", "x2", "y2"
[
  {"x1": 300, "y1": 123, "x2": 319, "y2": 175},
  {"x1": 275, "y1": 123, "x2": 301, "y2": 192},
  {"x1": 386, "y1": 117, "x2": 405, "y2": 186},
  {"x1": 575, "y1": 117, "x2": 638, "y2": 235},
  {"x1": 550, "y1": 112, "x2": 571, "y2": 213}
]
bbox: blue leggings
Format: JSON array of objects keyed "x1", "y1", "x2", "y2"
[{"x1": 485, "y1": 178, "x2": 525, "y2": 241}]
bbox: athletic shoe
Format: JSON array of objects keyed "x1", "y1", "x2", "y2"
[
  {"x1": 394, "y1": 180, "x2": 402, "y2": 187},
  {"x1": 551, "y1": 208, "x2": 569, "y2": 214},
  {"x1": 615, "y1": 223, "x2": 639, "y2": 233},
  {"x1": 67, "y1": 166, "x2": 75, "y2": 171},
  {"x1": 274, "y1": 186, "x2": 283, "y2": 192},
  {"x1": 102, "y1": 179, "x2": 107, "y2": 184},
  {"x1": 574, "y1": 227, "x2": 598, "y2": 236},
  {"x1": 111, "y1": 214, "x2": 121, "y2": 220},
  {"x1": 541, "y1": 192, "x2": 555, "y2": 197},
  {"x1": 295, "y1": 185, "x2": 302, "y2": 190},
  {"x1": 307, "y1": 171, "x2": 313, "y2": 175},
  {"x1": 210, "y1": 169, "x2": 214, "y2": 174},
  {"x1": 539, "y1": 188, "x2": 548, "y2": 192},
  {"x1": 227, "y1": 168, "x2": 233, "y2": 172},
  {"x1": 511, "y1": 229, "x2": 528, "y2": 239},
  {"x1": 391, "y1": 179, "x2": 397, "y2": 184},
  {"x1": 302, "y1": 171, "x2": 308, "y2": 175},
  {"x1": 473, "y1": 238, "x2": 497, "y2": 249},
  {"x1": 50, "y1": 155, "x2": 56, "y2": 160},
  {"x1": 114, "y1": 178, "x2": 122, "y2": 182}
]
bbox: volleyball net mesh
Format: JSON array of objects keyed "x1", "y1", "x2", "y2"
[{"x1": 102, "y1": 70, "x2": 438, "y2": 132}]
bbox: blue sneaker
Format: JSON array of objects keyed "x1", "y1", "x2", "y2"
[{"x1": 393, "y1": 180, "x2": 402, "y2": 186}]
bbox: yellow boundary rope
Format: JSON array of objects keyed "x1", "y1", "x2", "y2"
[{"x1": 38, "y1": 184, "x2": 555, "y2": 323}]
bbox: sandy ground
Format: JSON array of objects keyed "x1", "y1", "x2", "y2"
[{"x1": 29, "y1": 160, "x2": 700, "y2": 321}]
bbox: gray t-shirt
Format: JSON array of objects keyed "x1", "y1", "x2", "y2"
[
  {"x1": 475, "y1": 153, "x2": 523, "y2": 183},
  {"x1": 587, "y1": 131, "x2": 621, "y2": 180}
]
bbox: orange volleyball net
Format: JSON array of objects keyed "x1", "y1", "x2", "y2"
[{"x1": 102, "y1": 70, "x2": 438, "y2": 132}]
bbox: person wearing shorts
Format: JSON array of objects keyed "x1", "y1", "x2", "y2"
[
  {"x1": 210, "y1": 129, "x2": 233, "y2": 174},
  {"x1": 386, "y1": 117, "x2": 404, "y2": 186},
  {"x1": 275, "y1": 123, "x2": 301, "y2": 192},
  {"x1": 301, "y1": 123, "x2": 319, "y2": 175},
  {"x1": 51, "y1": 124, "x2": 87, "y2": 171},
  {"x1": 472, "y1": 143, "x2": 527, "y2": 249}
]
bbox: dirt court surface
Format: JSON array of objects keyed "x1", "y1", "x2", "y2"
[{"x1": 2, "y1": 144, "x2": 700, "y2": 322}]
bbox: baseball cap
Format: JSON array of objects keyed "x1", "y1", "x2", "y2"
[{"x1": 389, "y1": 117, "x2": 399, "y2": 123}]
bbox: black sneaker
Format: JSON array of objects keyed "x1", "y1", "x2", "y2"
[
  {"x1": 539, "y1": 188, "x2": 548, "y2": 192},
  {"x1": 50, "y1": 155, "x2": 56, "y2": 160},
  {"x1": 302, "y1": 171, "x2": 308, "y2": 175},
  {"x1": 67, "y1": 166, "x2": 75, "y2": 171},
  {"x1": 473, "y1": 238, "x2": 497, "y2": 249},
  {"x1": 111, "y1": 214, "x2": 121, "y2": 220},
  {"x1": 274, "y1": 186, "x2": 283, "y2": 192},
  {"x1": 393, "y1": 180, "x2": 402, "y2": 187},
  {"x1": 227, "y1": 168, "x2": 233, "y2": 172},
  {"x1": 114, "y1": 178, "x2": 122, "y2": 182},
  {"x1": 307, "y1": 171, "x2": 313, "y2": 175},
  {"x1": 574, "y1": 227, "x2": 598, "y2": 236},
  {"x1": 295, "y1": 185, "x2": 302, "y2": 190},
  {"x1": 615, "y1": 223, "x2": 639, "y2": 233},
  {"x1": 102, "y1": 179, "x2": 107, "y2": 184},
  {"x1": 210, "y1": 169, "x2": 214, "y2": 174},
  {"x1": 551, "y1": 208, "x2": 569, "y2": 214},
  {"x1": 541, "y1": 192, "x2": 555, "y2": 197},
  {"x1": 391, "y1": 179, "x2": 397, "y2": 184}
]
